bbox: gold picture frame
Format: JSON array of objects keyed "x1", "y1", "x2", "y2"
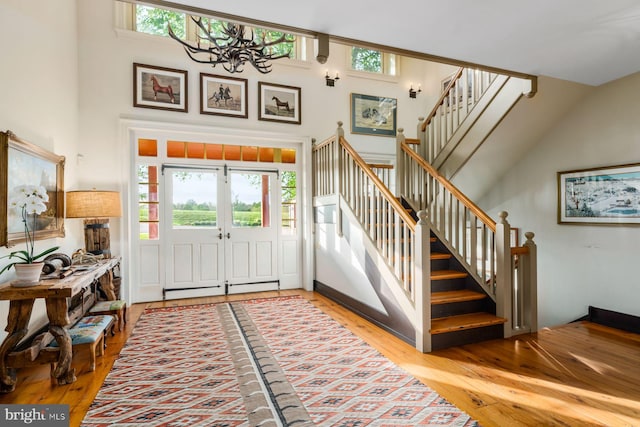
[{"x1": 0, "y1": 131, "x2": 65, "y2": 247}]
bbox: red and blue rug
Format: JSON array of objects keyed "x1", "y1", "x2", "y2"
[{"x1": 82, "y1": 296, "x2": 478, "y2": 426}]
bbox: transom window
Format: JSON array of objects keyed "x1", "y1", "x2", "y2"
[
  {"x1": 350, "y1": 47, "x2": 397, "y2": 76},
  {"x1": 124, "y1": 3, "x2": 303, "y2": 60}
]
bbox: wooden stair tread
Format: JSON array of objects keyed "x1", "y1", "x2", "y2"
[
  {"x1": 431, "y1": 252, "x2": 451, "y2": 260},
  {"x1": 431, "y1": 270, "x2": 467, "y2": 280},
  {"x1": 431, "y1": 289, "x2": 486, "y2": 305},
  {"x1": 431, "y1": 312, "x2": 507, "y2": 334},
  {"x1": 405, "y1": 138, "x2": 420, "y2": 145}
]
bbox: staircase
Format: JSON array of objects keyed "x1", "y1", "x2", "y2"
[
  {"x1": 429, "y1": 234, "x2": 506, "y2": 350},
  {"x1": 401, "y1": 199, "x2": 507, "y2": 350},
  {"x1": 312, "y1": 65, "x2": 539, "y2": 353}
]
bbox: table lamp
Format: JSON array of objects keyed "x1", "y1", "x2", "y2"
[{"x1": 66, "y1": 190, "x2": 121, "y2": 257}]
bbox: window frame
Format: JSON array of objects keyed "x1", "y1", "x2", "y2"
[
  {"x1": 347, "y1": 45, "x2": 398, "y2": 77},
  {"x1": 115, "y1": 1, "x2": 307, "y2": 61}
]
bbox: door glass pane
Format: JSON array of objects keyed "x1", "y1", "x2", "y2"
[
  {"x1": 281, "y1": 171, "x2": 296, "y2": 235},
  {"x1": 231, "y1": 172, "x2": 270, "y2": 228},
  {"x1": 138, "y1": 165, "x2": 159, "y2": 240},
  {"x1": 171, "y1": 171, "x2": 217, "y2": 228}
]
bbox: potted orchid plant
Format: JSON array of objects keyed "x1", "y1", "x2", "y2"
[{"x1": 0, "y1": 185, "x2": 59, "y2": 284}]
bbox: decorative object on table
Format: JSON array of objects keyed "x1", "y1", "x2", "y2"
[
  {"x1": 133, "y1": 63, "x2": 188, "y2": 112},
  {"x1": 66, "y1": 190, "x2": 122, "y2": 257},
  {"x1": 168, "y1": 17, "x2": 294, "y2": 74},
  {"x1": 0, "y1": 131, "x2": 65, "y2": 247},
  {"x1": 71, "y1": 249, "x2": 103, "y2": 265},
  {"x1": 350, "y1": 93, "x2": 397, "y2": 137},
  {"x1": 258, "y1": 82, "x2": 301, "y2": 124},
  {"x1": 41, "y1": 252, "x2": 72, "y2": 275},
  {"x1": 200, "y1": 73, "x2": 248, "y2": 118},
  {"x1": 557, "y1": 162, "x2": 640, "y2": 225},
  {"x1": 1, "y1": 185, "x2": 60, "y2": 286}
]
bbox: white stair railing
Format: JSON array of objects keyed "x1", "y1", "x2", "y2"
[
  {"x1": 417, "y1": 67, "x2": 498, "y2": 163},
  {"x1": 397, "y1": 130, "x2": 537, "y2": 336}
]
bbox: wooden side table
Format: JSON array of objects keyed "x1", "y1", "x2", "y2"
[{"x1": 0, "y1": 258, "x2": 120, "y2": 393}]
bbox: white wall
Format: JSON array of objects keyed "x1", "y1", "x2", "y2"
[
  {"x1": 74, "y1": 1, "x2": 455, "y2": 296},
  {"x1": 0, "y1": 0, "x2": 82, "y2": 340},
  {"x1": 480, "y1": 71, "x2": 640, "y2": 328}
]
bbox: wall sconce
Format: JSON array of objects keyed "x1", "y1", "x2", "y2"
[
  {"x1": 66, "y1": 190, "x2": 122, "y2": 257},
  {"x1": 325, "y1": 71, "x2": 340, "y2": 87},
  {"x1": 409, "y1": 84, "x2": 422, "y2": 98}
]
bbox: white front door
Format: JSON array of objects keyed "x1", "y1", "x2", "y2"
[
  {"x1": 164, "y1": 166, "x2": 279, "y2": 298},
  {"x1": 164, "y1": 167, "x2": 226, "y2": 299},
  {"x1": 225, "y1": 170, "x2": 279, "y2": 294}
]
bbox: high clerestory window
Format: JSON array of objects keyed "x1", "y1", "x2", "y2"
[
  {"x1": 126, "y1": 3, "x2": 304, "y2": 60},
  {"x1": 350, "y1": 47, "x2": 397, "y2": 76}
]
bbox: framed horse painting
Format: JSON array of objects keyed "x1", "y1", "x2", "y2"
[
  {"x1": 200, "y1": 73, "x2": 248, "y2": 118},
  {"x1": 133, "y1": 63, "x2": 188, "y2": 112},
  {"x1": 258, "y1": 82, "x2": 301, "y2": 125}
]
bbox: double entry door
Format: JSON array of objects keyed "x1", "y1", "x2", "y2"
[{"x1": 163, "y1": 166, "x2": 279, "y2": 298}]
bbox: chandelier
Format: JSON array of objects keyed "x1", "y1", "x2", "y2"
[{"x1": 168, "y1": 17, "x2": 294, "y2": 74}]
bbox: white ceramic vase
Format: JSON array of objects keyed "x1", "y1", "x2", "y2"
[{"x1": 12, "y1": 262, "x2": 44, "y2": 287}]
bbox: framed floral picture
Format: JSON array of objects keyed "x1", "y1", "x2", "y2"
[
  {"x1": 350, "y1": 93, "x2": 397, "y2": 137},
  {"x1": 0, "y1": 131, "x2": 65, "y2": 247},
  {"x1": 133, "y1": 63, "x2": 188, "y2": 112},
  {"x1": 200, "y1": 73, "x2": 248, "y2": 118},
  {"x1": 258, "y1": 82, "x2": 301, "y2": 124}
]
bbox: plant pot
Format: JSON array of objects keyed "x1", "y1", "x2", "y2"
[{"x1": 11, "y1": 262, "x2": 44, "y2": 287}]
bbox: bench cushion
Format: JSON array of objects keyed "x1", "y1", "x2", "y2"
[
  {"x1": 48, "y1": 315, "x2": 114, "y2": 346},
  {"x1": 90, "y1": 300, "x2": 126, "y2": 312},
  {"x1": 74, "y1": 315, "x2": 114, "y2": 330}
]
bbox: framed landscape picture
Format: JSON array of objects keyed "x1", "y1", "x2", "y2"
[
  {"x1": 258, "y1": 82, "x2": 301, "y2": 124},
  {"x1": 350, "y1": 93, "x2": 397, "y2": 137},
  {"x1": 200, "y1": 73, "x2": 248, "y2": 118},
  {"x1": 0, "y1": 131, "x2": 65, "y2": 247},
  {"x1": 133, "y1": 63, "x2": 188, "y2": 112},
  {"x1": 557, "y1": 163, "x2": 640, "y2": 225}
]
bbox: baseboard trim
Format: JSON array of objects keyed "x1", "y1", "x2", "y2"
[
  {"x1": 587, "y1": 306, "x2": 640, "y2": 335},
  {"x1": 314, "y1": 280, "x2": 415, "y2": 346}
]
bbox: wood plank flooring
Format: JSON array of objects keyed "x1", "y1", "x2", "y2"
[{"x1": 1, "y1": 289, "x2": 639, "y2": 426}]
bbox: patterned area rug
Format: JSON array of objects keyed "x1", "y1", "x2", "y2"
[{"x1": 82, "y1": 296, "x2": 478, "y2": 426}]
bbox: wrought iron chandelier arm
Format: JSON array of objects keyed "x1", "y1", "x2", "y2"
[{"x1": 169, "y1": 17, "x2": 295, "y2": 74}]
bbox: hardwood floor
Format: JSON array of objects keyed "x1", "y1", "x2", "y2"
[{"x1": 1, "y1": 289, "x2": 639, "y2": 426}]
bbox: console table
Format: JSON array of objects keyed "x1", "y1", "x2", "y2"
[{"x1": 0, "y1": 258, "x2": 120, "y2": 393}]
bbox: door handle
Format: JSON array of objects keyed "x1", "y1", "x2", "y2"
[
  {"x1": 218, "y1": 232, "x2": 223, "y2": 239},
  {"x1": 226, "y1": 232, "x2": 231, "y2": 239}
]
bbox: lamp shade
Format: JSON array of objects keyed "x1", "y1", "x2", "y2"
[{"x1": 66, "y1": 190, "x2": 121, "y2": 218}]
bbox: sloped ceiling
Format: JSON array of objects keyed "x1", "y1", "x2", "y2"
[{"x1": 157, "y1": 0, "x2": 640, "y2": 86}]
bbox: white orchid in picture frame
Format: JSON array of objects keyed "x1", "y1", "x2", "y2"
[{"x1": 0, "y1": 185, "x2": 59, "y2": 275}]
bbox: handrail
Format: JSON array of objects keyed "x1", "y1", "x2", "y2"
[
  {"x1": 312, "y1": 135, "x2": 335, "y2": 151},
  {"x1": 401, "y1": 143, "x2": 496, "y2": 231},
  {"x1": 339, "y1": 137, "x2": 415, "y2": 228},
  {"x1": 422, "y1": 67, "x2": 464, "y2": 131},
  {"x1": 367, "y1": 163, "x2": 394, "y2": 169}
]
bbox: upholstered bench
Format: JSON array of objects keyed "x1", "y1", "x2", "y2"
[
  {"x1": 48, "y1": 315, "x2": 115, "y2": 372},
  {"x1": 89, "y1": 300, "x2": 127, "y2": 332}
]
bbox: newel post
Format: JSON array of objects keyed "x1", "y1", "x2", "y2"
[
  {"x1": 396, "y1": 128, "x2": 405, "y2": 198},
  {"x1": 335, "y1": 121, "x2": 344, "y2": 237},
  {"x1": 495, "y1": 211, "x2": 513, "y2": 338},
  {"x1": 523, "y1": 232, "x2": 538, "y2": 332},
  {"x1": 414, "y1": 210, "x2": 431, "y2": 353}
]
